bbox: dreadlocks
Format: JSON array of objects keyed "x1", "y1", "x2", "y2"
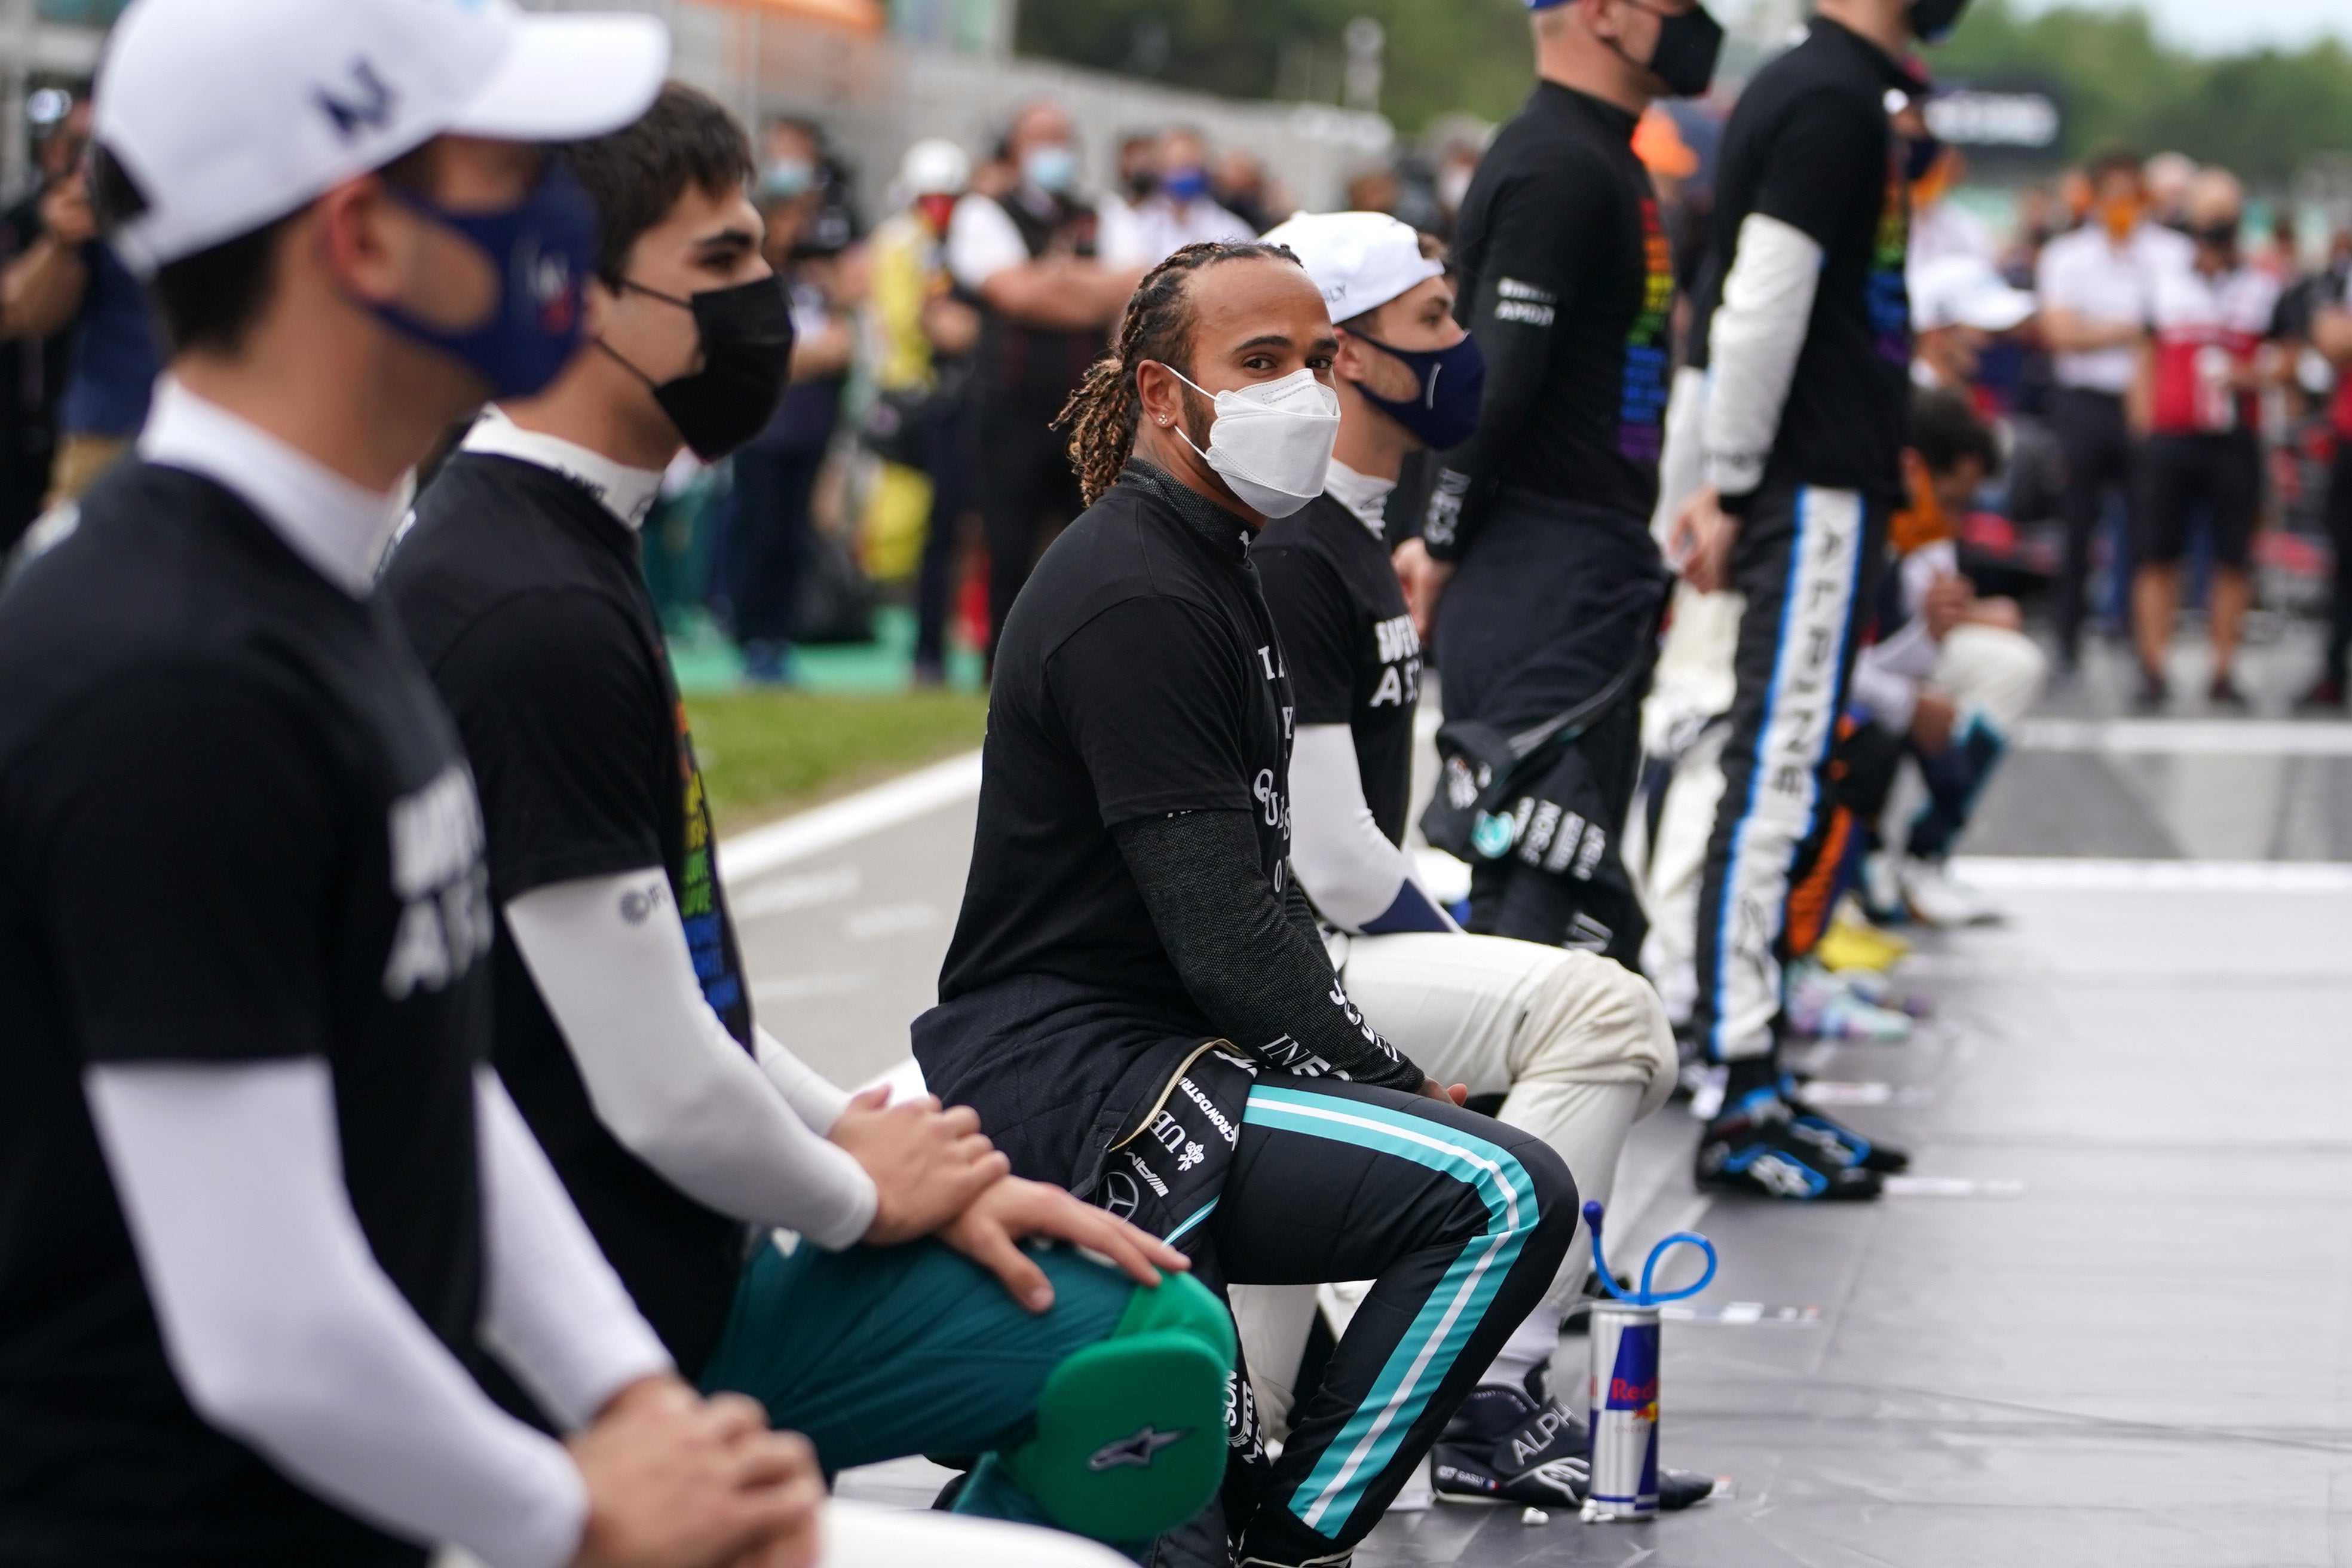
[{"x1": 1053, "y1": 240, "x2": 1304, "y2": 506}]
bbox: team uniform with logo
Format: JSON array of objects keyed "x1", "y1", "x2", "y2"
[
  {"x1": 0, "y1": 385, "x2": 669, "y2": 1565},
  {"x1": 917, "y1": 461, "x2": 1575, "y2": 1566},
  {"x1": 1420, "y1": 81, "x2": 1678, "y2": 964},
  {"x1": 1679, "y1": 17, "x2": 1916, "y2": 1076},
  {"x1": 2138, "y1": 257, "x2": 2282, "y2": 573},
  {"x1": 1252, "y1": 461, "x2": 1684, "y2": 1511},
  {"x1": 384, "y1": 431, "x2": 1215, "y2": 1508}
]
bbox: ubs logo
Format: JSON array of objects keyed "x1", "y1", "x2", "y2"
[{"x1": 1253, "y1": 767, "x2": 1288, "y2": 831}]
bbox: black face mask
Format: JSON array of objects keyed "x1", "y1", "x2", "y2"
[
  {"x1": 1906, "y1": 131, "x2": 1946, "y2": 183},
  {"x1": 601, "y1": 275, "x2": 796, "y2": 461},
  {"x1": 2195, "y1": 219, "x2": 2240, "y2": 252},
  {"x1": 1907, "y1": 0, "x2": 1970, "y2": 44},
  {"x1": 1620, "y1": 0, "x2": 1725, "y2": 99}
]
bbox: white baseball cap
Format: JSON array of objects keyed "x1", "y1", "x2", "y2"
[
  {"x1": 1260, "y1": 210, "x2": 1444, "y2": 324},
  {"x1": 899, "y1": 138, "x2": 972, "y2": 198},
  {"x1": 1909, "y1": 253, "x2": 2035, "y2": 335},
  {"x1": 94, "y1": 0, "x2": 669, "y2": 276}
]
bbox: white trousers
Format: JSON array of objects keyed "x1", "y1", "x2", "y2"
[
  {"x1": 1234, "y1": 933, "x2": 1677, "y2": 1435},
  {"x1": 1937, "y1": 622, "x2": 2047, "y2": 736},
  {"x1": 437, "y1": 1500, "x2": 1130, "y2": 1568}
]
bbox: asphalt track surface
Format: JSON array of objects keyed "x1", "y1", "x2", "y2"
[{"x1": 741, "y1": 623, "x2": 2352, "y2": 1566}]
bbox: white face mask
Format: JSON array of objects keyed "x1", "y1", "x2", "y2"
[{"x1": 1164, "y1": 365, "x2": 1341, "y2": 519}]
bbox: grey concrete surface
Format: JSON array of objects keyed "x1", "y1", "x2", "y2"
[{"x1": 727, "y1": 622, "x2": 2352, "y2": 1565}]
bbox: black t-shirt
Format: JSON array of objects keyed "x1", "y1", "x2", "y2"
[
  {"x1": 1686, "y1": 17, "x2": 1915, "y2": 502},
  {"x1": 383, "y1": 452, "x2": 754, "y2": 1374},
  {"x1": 1425, "y1": 83, "x2": 1673, "y2": 556},
  {"x1": 939, "y1": 465, "x2": 1294, "y2": 1012},
  {"x1": 1252, "y1": 493, "x2": 1420, "y2": 845},
  {"x1": 0, "y1": 464, "x2": 492, "y2": 1566}
]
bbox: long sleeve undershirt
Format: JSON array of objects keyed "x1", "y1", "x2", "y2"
[
  {"x1": 505, "y1": 868, "x2": 878, "y2": 1250},
  {"x1": 1113, "y1": 808, "x2": 1425, "y2": 1090},
  {"x1": 87, "y1": 1060, "x2": 672, "y2": 1568}
]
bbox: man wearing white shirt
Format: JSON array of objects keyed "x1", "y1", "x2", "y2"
[
  {"x1": 944, "y1": 100, "x2": 1147, "y2": 659},
  {"x1": 1128, "y1": 128, "x2": 1258, "y2": 264},
  {"x1": 0, "y1": 3, "x2": 819, "y2": 1566},
  {"x1": 2034, "y1": 147, "x2": 2192, "y2": 671}
]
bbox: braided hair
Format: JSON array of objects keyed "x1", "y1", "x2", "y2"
[{"x1": 1054, "y1": 240, "x2": 1303, "y2": 506}]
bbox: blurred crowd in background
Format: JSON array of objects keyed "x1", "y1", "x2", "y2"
[{"x1": 1, "y1": 77, "x2": 2347, "y2": 704}]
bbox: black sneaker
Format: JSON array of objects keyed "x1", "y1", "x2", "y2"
[
  {"x1": 1782, "y1": 1077, "x2": 1910, "y2": 1173},
  {"x1": 2208, "y1": 673, "x2": 2251, "y2": 712},
  {"x1": 2296, "y1": 675, "x2": 2346, "y2": 713},
  {"x1": 1432, "y1": 1380, "x2": 1722, "y2": 1512},
  {"x1": 1695, "y1": 1092, "x2": 1882, "y2": 1200},
  {"x1": 2130, "y1": 665, "x2": 2169, "y2": 713}
]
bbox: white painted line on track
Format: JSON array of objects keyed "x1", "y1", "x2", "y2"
[
  {"x1": 2016, "y1": 718, "x2": 2352, "y2": 756},
  {"x1": 1953, "y1": 856, "x2": 2352, "y2": 893},
  {"x1": 715, "y1": 749, "x2": 982, "y2": 886}
]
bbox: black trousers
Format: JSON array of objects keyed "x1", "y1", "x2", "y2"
[
  {"x1": 975, "y1": 398, "x2": 1084, "y2": 661},
  {"x1": 2137, "y1": 429, "x2": 2260, "y2": 569},
  {"x1": 914, "y1": 392, "x2": 972, "y2": 672},
  {"x1": 2054, "y1": 386, "x2": 2137, "y2": 665},
  {"x1": 1205, "y1": 1079, "x2": 1575, "y2": 1564},
  {"x1": 2323, "y1": 440, "x2": 2352, "y2": 687},
  {"x1": 1433, "y1": 494, "x2": 1667, "y2": 967},
  {"x1": 728, "y1": 443, "x2": 823, "y2": 645},
  {"x1": 1690, "y1": 484, "x2": 1886, "y2": 1066}
]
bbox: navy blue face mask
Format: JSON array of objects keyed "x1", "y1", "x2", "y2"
[
  {"x1": 1349, "y1": 330, "x2": 1487, "y2": 452},
  {"x1": 372, "y1": 163, "x2": 599, "y2": 401}
]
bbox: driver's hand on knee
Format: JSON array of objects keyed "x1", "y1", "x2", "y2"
[
  {"x1": 940, "y1": 1175, "x2": 1192, "y2": 1313},
  {"x1": 829, "y1": 1088, "x2": 1009, "y2": 1245},
  {"x1": 1419, "y1": 1079, "x2": 1469, "y2": 1107}
]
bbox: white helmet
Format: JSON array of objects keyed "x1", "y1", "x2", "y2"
[{"x1": 899, "y1": 137, "x2": 971, "y2": 198}]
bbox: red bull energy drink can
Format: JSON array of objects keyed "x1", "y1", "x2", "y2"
[{"x1": 1583, "y1": 1299, "x2": 1661, "y2": 1521}]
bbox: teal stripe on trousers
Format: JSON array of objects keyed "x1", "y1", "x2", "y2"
[{"x1": 1242, "y1": 1085, "x2": 1541, "y2": 1533}]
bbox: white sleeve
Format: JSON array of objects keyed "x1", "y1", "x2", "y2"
[
  {"x1": 1652, "y1": 365, "x2": 1711, "y2": 541},
  {"x1": 1288, "y1": 724, "x2": 1460, "y2": 936},
  {"x1": 752, "y1": 1025, "x2": 852, "y2": 1133},
  {"x1": 504, "y1": 869, "x2": 877, "y2": 1250},
  {"x1": 473, "y1": 1067, "x2": 672, "y2": 1431},
  {"x1": 85, "y1": 1059, "x2": 588, "y2": 1568},
  {"x1": 2033, "y1": 238, "x2": 2077, "y2": 314},
  {"x1": 1702, "y1": 212, "x2": 1824, "y2": 498},
  {"x1": 1849, "y1": 645, "x2": 1921, "y2": 732},
  {"x1": 1094, "y1": 197, "x2": 1150, "y2": 269},
  {"x1": 947, "y1": 195, "x2": 1029, "y2": 293}
]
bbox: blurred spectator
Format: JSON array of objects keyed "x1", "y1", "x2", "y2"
[
  {"x1": 2300, "y1": 237, "x2": 2352, "y2": 709},
  {"x1": 725, "y1": 119, "x2": 860, "y2": 684},
  {"x1": 0, "y1": 97, "x2": 85, "y2": 547},
  {"x1": 1213, "y1": 149, "x2": 1275, "y2": 234},
  {"x1": 0, "y1": 95, "x2": 162, "y2": 509},
  {"x1": 865, "y1": 137, "x2": 983, "y2": 685},
  {"x1": 2131, "y1": 169, "x2": 2278, "y2": 710},
  {"x1": 1419, "y1": 114, "x2": 1493, "y2": 239},
  {"x1": 2259, "y1": 207, "x2": 2302, "y2": 284},
  {"x1": 1129, "y1": 126, "x2": 1253, "y2": 264},
  {"x1": 2034, "y1": 146, "x2": 2186, "y2": 670},
  {"x1": 1116, "y1": 131, "x2": 1159, "y2": 206},
  {"x1": 945, "y1": 99, "x2": 1146, "y2": 660},
  {"x1": 1910, "y1": 253, "x2": 2035, "y2": 398},
  {"x1": 1344, "y1": 165, "x2": 1399, "y2": 216},
  {"x1": 1909, "y1": 144, "x2": 1992, "y2": 268},
  {"x1": 2144, "y1": 151, "x2": 2195, "y2": 230},
  {"x1": 2000, "y1": 183, "x2": 2059, "y2": 284}
]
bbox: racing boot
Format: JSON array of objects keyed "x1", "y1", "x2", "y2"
[
  {"x1": 1431, "y1": 1377, "x2": 1720, "y2": 1511},
  {"x1": 1695, "y1": 1089, "x2": 1883, "y2": 1200}
]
